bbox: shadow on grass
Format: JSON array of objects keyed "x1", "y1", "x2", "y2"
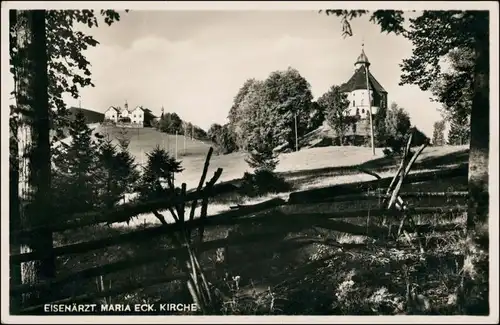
[
  {"x1": 280, "y1": 148, "x2": 469, "y2": 180},
  {"x1": 207, "y1": 148, "x2": 469, "y2": 206},
  {"x1": 278, "y1": 149, "x2": 469, "y2": 189}
]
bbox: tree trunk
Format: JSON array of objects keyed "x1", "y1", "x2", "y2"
[
  {"x1": 12, "y1": 10, "x2": 55, "y2": 309},
  {"x1": 466, "y1": 15, "x2": 490, "y2": 251},
  {"x1": 31, "y1": 7, "x2": 56, "y2": 300}
]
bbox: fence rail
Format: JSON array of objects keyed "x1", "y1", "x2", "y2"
[{"x1": 9, "y1": 143, "x2": 469, "y2": 314}]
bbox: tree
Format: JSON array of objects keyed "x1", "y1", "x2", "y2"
[
  {"x1": 321, "y1": 10, "x2": 489, "y2": 236},
  {"x1": 52, "y1": 111, "x2": 101, "y2": 216},
  {"x1": 383, "y1": 102, "x2": 412, "y2": 153},
  {"x1": 373, "y1": 102, "x2": 388, "y2": 146},
  {"x1": 191, "y1": 125, "x2": 208, "y2": 141},
  {"x1": 448, "y1": 114, "x2": 470, "y2": 145},
  {"x1": 159, "y1": 112, "x2": 183, "y2": 134},
  {"x1": 94, "y1": 139, "x2": 140, "y2": 209},
  {"x1": 183, "y1": 122, "x2": 193, "y2": 138},
  {"x1": 237, "y1": 80, "x2": 268, "y2": 151},
  {"x1": 136, "y1": 146, "x2": 184, "y2": 202},
  {"x1": 235, "y1": 81, "x2": 281, "y2": 170},
  {"x1": 115, "y1": 126, "x2": 132, "y2": 149},
  {"x1": 306, "y1": 101, "x2": 326, "y2": 134},
  {"x1": 432, "y1": 47, "x2": 474, "y2": 124},
  {"x1": 207, "y1": 123, "x2": 237, "y2": 154},
  {"x1": 432, "y1": 47, "x2": 474, "y2": 146},
  {"x1": 229, "y1": 68, "x2": 315, "y2": 152},
  {"x1": 9, "y1": 8, "x2": 125, "y2": 307},
  {"x1": 432, "y1": 120, "x2": 446, "y2": 146},
  {"x1": 217, "y1": 124, "x2": 238, "y2": 154},
  {"x1": 245, "y1": 127, "x2": 279, "y2": 173},
  {"x1": 262, "y1": 67, "x2": 315, "y2": 150},
  {"x1": 317, "y1": 85, "x2": 351, "y2": 145},
  {"x1": 114, "y1": 148, "x2": 141, "y2": 195},
  {"x1": 207, "y1": 123, "x2": 223, "y2": 143},
  {"x1": 228, "y1": 78, "x2": 259, "y2": 149}
]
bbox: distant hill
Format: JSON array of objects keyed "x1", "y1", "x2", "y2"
[
  {"x1": 49, "y1": 107, "x2": 103, "y2": 142},
  {"x1": 68, "y1": 106, "x2": 104, "y2": 123}
]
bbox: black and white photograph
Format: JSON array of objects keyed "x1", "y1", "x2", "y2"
[{"x1": 1, "y1": 1, "x2": 498, "y2": 323}]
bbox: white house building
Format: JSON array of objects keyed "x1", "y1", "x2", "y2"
[
  {"x1": 104, "y1": 106, "x2": 120, "y2": 123},
  {"x1": 130, "y1": 106, "x2": 146, "y2": 125},
  {"x1": 104, "y1": 101, "x2": 155, "y2": 127}
]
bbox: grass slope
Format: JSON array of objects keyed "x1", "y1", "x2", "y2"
[{"x1": 94, "y1": 124, "x2": 214, "y2": 161}]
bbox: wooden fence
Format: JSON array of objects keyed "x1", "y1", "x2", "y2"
[{"x1": 9, "y1": 144, "x2": 469, "y2": 315}]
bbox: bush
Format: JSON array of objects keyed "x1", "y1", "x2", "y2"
[
  {"x1": 239, "y1": 169, "x2": 291, "y2": 197},
  {"x1": 382, "y1": 148, "x2": 393, "y2": 157}
]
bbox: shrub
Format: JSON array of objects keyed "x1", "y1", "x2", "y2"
[
  {"x1": 239, "y1": 169, "x2": 291, "y2": 197},
  {"x1": 382, "y1": 148, "x2": 393, "y2": 157}
]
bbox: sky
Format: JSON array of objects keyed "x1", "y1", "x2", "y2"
[{"x1": 11, "y1": 9, "x2": 447, "y2": 137}]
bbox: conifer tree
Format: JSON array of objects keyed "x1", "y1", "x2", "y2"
[
  {"x1": 136, "y1": 146, "x2": 184, "y2": 201},
  {"x1": 52, "y1": 111, "x2": 100, "y2": 217}
]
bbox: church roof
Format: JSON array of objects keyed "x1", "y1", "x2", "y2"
[
  {"x1": 355, "y1": 49, "x2": 370, "y2": 67},
  {"x1": 340, "y1": 66, "x2": 387, "y2": 94}
]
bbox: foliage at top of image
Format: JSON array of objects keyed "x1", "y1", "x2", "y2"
[{"x1": 320, "y1": 10, "x2": 406, "y2": 37}]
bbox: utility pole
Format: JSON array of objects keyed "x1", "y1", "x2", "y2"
[
  {"x1": 294, "y1": 112, "x2": 299, "y2": 152},
  {"x1": 364, "y1": 64, "x2": 376, "y2": 156},
  {"x1": 184, "y1": 124, "x2": 187, "y2": 155},
  {"x1": 175, "y1": 131, "x2": 178, "y2": 159}
]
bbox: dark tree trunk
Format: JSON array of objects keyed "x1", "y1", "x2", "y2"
[
  {"x1": 30, "y1": 8, "x2": 55, "y2": 282},
  {"x1": 14, "y1": 10, "x2": 56, "y2": 309},
  {"x1": 466, "y1": 13, "x2": 490, "y2": 251}
]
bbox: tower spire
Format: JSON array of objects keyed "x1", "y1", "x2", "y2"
[{"x1": 355, "y1": 40, "x2": 370, "y2": 68}]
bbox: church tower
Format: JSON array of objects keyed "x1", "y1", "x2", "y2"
[
  {"x1": 354, "y1": 44, "x2": 371, "y2": 70},
  {"x1": 340, "y1": 44, "x2": 388, "y2": 118}
]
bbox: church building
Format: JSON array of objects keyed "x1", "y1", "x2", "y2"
[
  {"x1": 339, "y1": 45, "x2": 388, "y2": 141},
  {"x1": 340, "y1": 45, "x2": 388, "y2": 118}
]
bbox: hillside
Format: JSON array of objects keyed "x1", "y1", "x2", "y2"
[
  {"x1": 68, "y1": 106, "x2": 104, "y2": 123},
  {"x1": 49, "y1": 107, "x2": 104, "y2": 141},
  {"x1": 93, "y1": 125, "x2": 215, "y2": 163},
  {"x1": 298, "y1": 121, "x2": 430, "y2": 150}
]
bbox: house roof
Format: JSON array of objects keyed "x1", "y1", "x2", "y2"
[
  {"x1": 131, "y1": 106, "x2": 146, "y2": 112},
  {"x1": 340, "y1": 66, "x2": 387, "y2": 94},
  {"x1": 105, "y1": 106, "x2": 120, "y2": 113}
]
